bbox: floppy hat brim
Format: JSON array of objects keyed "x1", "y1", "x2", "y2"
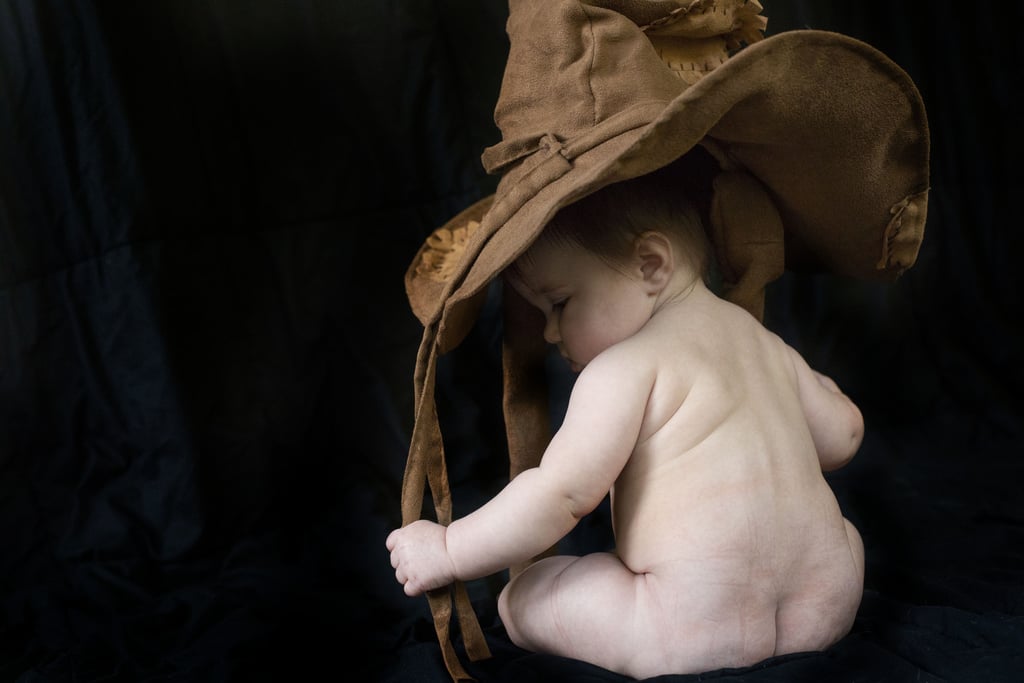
[{"x1": 407, "y1": 29, "x2": 929, "y2": 353}]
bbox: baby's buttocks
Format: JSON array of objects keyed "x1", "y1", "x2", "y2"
[
  {"x1": 773, "y1": 517, "x2": 864, "y2": 654},
  {"x1": 625, "y1": 510, "x2": 861, "y2": 675},
  {"x1": 626, "y1": 561, "x2": 780, "y2": 675}
]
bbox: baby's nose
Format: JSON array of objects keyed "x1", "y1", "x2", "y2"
[{"x1": 543, "y1": 316, "x2": 560, "y2": 344}]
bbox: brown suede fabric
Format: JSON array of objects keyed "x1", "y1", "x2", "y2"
[{"x1": 400, "y1": 2, "x2": 929, "y2": 680}]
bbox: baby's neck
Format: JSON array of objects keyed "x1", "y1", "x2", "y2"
[{"x1": 652, "y1": 270, "x2": 711, "y2": 316}]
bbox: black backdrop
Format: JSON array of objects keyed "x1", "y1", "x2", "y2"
[{"x1": 1, "y1": 2, "x2": 1022, "y2": 682}]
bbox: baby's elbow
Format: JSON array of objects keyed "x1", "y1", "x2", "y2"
[
  {"x1": 565, "y1": 489, "x2": 603, "y2": 522},
  {"x1": 822, "y1": 438, "x2": 859, "y2": 472},
  {"x1": 821, "y1": 406, "x2": 864, "y2": 472},
  {"x1": 820, "y1": 443, "x2": 856, "y2": 472},
  {"x1": 848, "y1": 401, "x2": 865, "y2": 456}
]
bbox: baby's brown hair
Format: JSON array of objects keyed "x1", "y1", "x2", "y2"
[{"x1": 531, "y1": 147, "x2": 717, "y2": 280}]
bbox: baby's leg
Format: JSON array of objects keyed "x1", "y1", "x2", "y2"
[{"x1": 498, "y1": 552, "x2": 650, "y2": 674}]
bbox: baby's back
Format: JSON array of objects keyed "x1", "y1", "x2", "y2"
[{"x1": 610, "y1": 293, "x2": 864, "y2": 672}]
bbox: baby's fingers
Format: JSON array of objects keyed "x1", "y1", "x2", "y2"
[
  {"x1": 390, "y1": 557, "x2": 427, "y2": 597},
  {"x1": 385, "y1": 528, "x2": 400, "y2": 551},
  {"x1": 390, "y1": 548, "x2": 413, "y2": 592}
]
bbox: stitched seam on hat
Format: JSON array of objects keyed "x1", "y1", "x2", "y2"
[
  {"x1": 579, "y1": 3, "x2": 598, "y2": 128},
  {"x1": 878, "y1": 189, "x2": 927, "y2": 271}
]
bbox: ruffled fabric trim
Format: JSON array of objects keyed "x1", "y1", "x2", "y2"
[
  {"x1": 414, "y1": 219, "x2": 482, "y2": 283},
  {"x1": 643, "y1": 0, "x2": 767, "y2": 85}
]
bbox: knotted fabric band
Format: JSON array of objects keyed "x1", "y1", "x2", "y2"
[{"x1": 402, "y1": 322, "x2": 491, "y2": 681}]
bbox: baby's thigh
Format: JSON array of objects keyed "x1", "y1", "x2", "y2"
[
  {"x1": 498, "y1": 552, "x2": 646, "y2": 670},
  {"x1": 844, "y1": 518, "x2": 865, "y2": 581}
]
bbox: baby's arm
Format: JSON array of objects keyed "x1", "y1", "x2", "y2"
[
  {"x1": 387, "y1": 347, "x2": 652, "y2": 596},
  {"x1": 787, "y1": 346, "x2": 864, "y2": 471}
]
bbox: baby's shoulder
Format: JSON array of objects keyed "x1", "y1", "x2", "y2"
[
  {"x1": 573, "y1": 341, "x2": 660, "y2": 411},
  {"x1": 589, "y1": 335, "x2": 661, "y2": 377}
]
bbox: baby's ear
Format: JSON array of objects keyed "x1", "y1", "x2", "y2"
[{"x1": 634, "y1": 231, "x2": 674, "y2": 294}]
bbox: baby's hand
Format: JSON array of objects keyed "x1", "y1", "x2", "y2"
[{"x1": 386, "y1": 519, "x2": 458, "y2": 596}]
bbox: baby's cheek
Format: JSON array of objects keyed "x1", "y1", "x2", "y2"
[
  {"x1": 561, "y1": 312, "x2": 590, "y2": 347},
  {"x1": 583, "y1": 319, "x2": 623, "y2": 357}
]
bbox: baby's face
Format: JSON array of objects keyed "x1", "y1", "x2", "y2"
[{"x1": 508, "y1": 239, "x2": 653, "y2": 372}]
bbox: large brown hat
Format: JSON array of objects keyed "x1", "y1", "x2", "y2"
[{"x1": 399, "y1": 1, "x2": 929, "y2": 679}]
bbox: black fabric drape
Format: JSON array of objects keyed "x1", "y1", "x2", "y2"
[{"x1": 2, "y1": 2, "x2": 1021, "y2": 682}]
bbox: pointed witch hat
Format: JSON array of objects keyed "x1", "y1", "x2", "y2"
[{"x1": 399, "y1": 1, "x2": 929, "y2": 680}]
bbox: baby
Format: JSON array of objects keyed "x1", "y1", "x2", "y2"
[{"x1": 386, "y1": 158, "x2": 865, "y2": 678}]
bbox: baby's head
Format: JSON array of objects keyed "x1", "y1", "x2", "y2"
[
  {"x1": 504, "y1": 150, "x2": 719, "y2": 370},
  {"x1": 523, "y1": 149, "x2": 716, "y2": 283}
]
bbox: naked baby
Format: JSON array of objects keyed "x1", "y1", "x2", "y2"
[
  {"x1": 387, "y1": 162, "x2": 866, "y2": 678},
  {"x1": 389, "y1": 1, "x2": 929, "y2": 679}
]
